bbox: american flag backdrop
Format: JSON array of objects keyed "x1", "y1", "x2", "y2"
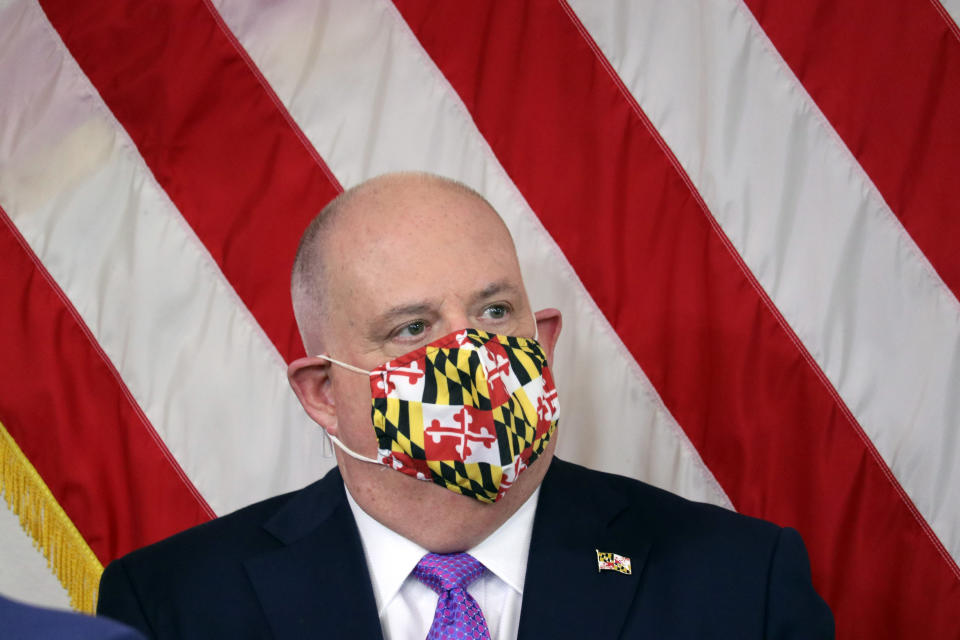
[{"x1": 0, "y1": 0, "x2": 958, "y2": 636}]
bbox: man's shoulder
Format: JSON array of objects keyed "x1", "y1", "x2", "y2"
[
  {"x1": 126, "y1": 485, "x2": 293, "y2": 561},
  {"x1": 108, "y1": 466, "x2": 345, "y2": 579},
  {"x1": 548, "y1": 458, "x2": 782, "y2": 545},
  {"x1": 535, "y1": 461, "x2": 833, "y2": 637},
  {"x1": 551, "y1": 457, "x2": 753, "y2": 515},
  {"x1": 96, "y1": 466, "x2": 366, "y2": 636}
]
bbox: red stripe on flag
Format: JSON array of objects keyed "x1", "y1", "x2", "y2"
[
  {"x1": 391, "y1": 1, "x2": 960, "y2": 636},
  {"x1": 0, "y1": 208, "x2": 212, "y2": 562},
  {"x1": 38, "y1": 0, "x2": 342, "y2": 363},
  {"x1": 743, "y1": 0, "x2": 960, "y2": 301}
]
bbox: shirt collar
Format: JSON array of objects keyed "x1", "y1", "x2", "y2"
[
  {"x1": 345, "y1": 486, "x2": 541, "y2": 614},
  {"x1": 467, "y1": 487, "x2": 539, "y2": 594}
]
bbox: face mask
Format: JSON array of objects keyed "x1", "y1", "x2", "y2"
[{"x1": 317, "y1": 327, "x2": 559, "y2": 503}]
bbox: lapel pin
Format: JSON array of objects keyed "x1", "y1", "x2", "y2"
[{"x1": 596, "y1": 549, "x2": 632, "y2": 575}]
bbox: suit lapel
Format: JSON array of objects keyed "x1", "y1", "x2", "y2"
[
  {"x1": 518, "y1": 459, "x2": 651, "y2": 640},
  {"x1": 244, "y1": 470, "x2": 384, "y2": 640}
]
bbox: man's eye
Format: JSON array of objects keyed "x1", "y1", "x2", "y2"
[
  {"x1": 482, "y1": 304, "x2": 509, "y2": 320},
  {"x1": 396, "y1": 320, "x2": 426, "y2": 338}
]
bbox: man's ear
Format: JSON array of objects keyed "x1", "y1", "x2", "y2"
[
  {"x1": 287, "y1": 357, "x2": 339, "y2": 436},
  {"x1": 534, "y1": 308, "x2": 562, "y2": 365}
]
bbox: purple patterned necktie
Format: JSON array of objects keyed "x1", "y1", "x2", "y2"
[{"x1": 413, "y1": 552, "x2": 492, "y2": 640}]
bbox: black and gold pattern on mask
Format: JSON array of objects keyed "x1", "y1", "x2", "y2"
[{"x1": 371, "y1": 329, "x2": 557, "y2": 503}]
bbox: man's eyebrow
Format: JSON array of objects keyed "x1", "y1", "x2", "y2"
[
  {"x1": 366, "y1": 302, "x2": 438, "y2": 340},
  {"x1": 366, "y1": 282, "x2": 522, "y2": 338},
  {"x1": 470, "y1": 280, "x2": 522, "y2": 304},
  {"x1": 371, "y1": 302, "x2": 437, "y2": 326}
]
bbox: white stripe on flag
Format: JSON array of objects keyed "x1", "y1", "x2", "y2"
[
  {"x1": 940, "y1": 0, "x2": 960, "y2": 28},
  {"x1": 209, "y1": 0, "x2": 733, "y2": 506},
  {"x1": 0, "y1": 0, "x2": 330, "y2": 517},
  {"x1": 568, "y1": 0, "x2": 960, "y2": 560}
]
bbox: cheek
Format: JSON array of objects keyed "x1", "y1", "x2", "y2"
[{"x1": 332, "y1": 374, "x2": 378, "y2": 449}]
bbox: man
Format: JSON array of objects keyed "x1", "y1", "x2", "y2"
[{"x1": 97, "y1": 173, "x2": 833, "y2": 638}]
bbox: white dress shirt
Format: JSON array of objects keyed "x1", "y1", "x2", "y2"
[{"x1": 345, "y1": 487, "x2": 540, "y2": 640}]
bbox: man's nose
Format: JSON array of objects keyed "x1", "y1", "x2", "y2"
[{"x1": 441, "y1": 309, "x2": 472, "y2": 335}]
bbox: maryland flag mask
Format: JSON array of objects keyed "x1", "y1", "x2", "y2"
[{"x1": 318, "y1": 328, "x2": 559, "y2": 503}]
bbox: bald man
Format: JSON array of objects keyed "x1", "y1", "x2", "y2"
[
  {"x1": 97, "y1": 173, "x2": 833, "y2": 639},
  {"x1": 286, "y1": 174, "x2": 560, "y2": 557}
]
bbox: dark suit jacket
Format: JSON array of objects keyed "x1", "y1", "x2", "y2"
[
  {"x1": 0, "y1": 593, "x2": 145, "y2": 639},
  {"x1": 98, "y1": 458, "x2": 833, "y2": 639}
]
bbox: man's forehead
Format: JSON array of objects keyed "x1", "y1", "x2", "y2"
[
  {"x1": 295, "y1": 173, "x2": 528, "y2": 348},
  {"x1": 324, "y1": 178, "x2": 519, "y2": 276},
  {"x1": 332, "y1": 176, "x2": 506, "y2": 239},
  {"x1": 341, "y1": 248, "x2": 526, "y2": 312}
]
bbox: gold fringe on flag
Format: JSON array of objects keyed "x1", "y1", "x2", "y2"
[{"x1": 0, "y1": 420, "x2": 104, "y2": 613}]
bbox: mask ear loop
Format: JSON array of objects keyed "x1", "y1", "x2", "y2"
[
  {"x1": 322, "y1": 431, "x2": 333, "y2": 457},
  {"x1": 314, "y1": 354, "x2": 370, "y2": 375},
  {"x1": 311, "y1": 354, "x2": 380, "y2": 464},
  {"x1": 326, "y1": 432, "x2": 381, "y2": 465}
]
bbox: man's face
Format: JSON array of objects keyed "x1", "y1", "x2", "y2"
[
  {"x1": 288, "y1": 177, "x2": 561, "y2": 551},
  {"x1": 319, "y1": 182, "x2": 539, "y2": 459}
]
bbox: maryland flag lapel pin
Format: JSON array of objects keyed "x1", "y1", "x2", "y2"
[{"x1": 596, "y1": 549, "x2": 632, "y2": 575}]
